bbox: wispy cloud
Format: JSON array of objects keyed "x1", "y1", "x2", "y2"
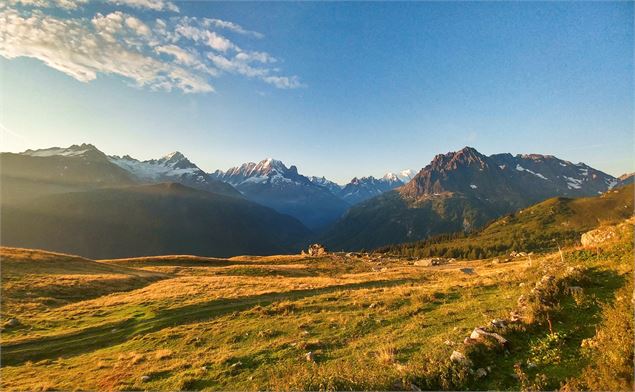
[
  {"x1": 0, "y1": 2, "x2": 302, "y2": 93},
  {"x1": 108, "y1": 0, "x2": 179, "y2": 13}
]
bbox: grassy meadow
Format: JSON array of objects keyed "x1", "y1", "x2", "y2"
[{"x1": 1, "y1": 219, "x2": 633, "y2": 391}]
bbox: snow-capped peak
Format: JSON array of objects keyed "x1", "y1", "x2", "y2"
[
  {"x1": 21, "y1": 143, "x2": 100, "y2": 158},
  {"x1": 382, "y1": 172, "x2": 400, "y2": 182},
  {"x1": 109, "y1": 151, "x2": 203, "y2": 182},
  {"x1": 162, "y1": 151, "x2": 185, "y2": 161},
  {"x1": 397, "y1": 169, "x2": 416, "y2": 182}
]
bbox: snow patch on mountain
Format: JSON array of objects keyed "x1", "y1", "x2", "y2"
[
  {"x1": 109, "y1": 153, "x2": 203, "y2": 183},
  {"x1": 22, "y1": 143, "x2": 99, "y2": 158},
  {"x1": 515, "y1": 164, "x2": 549, "y2": 180},
  {"x1": 400, "y1": 169, "x2": 416, "y2": 182},
  {"x1": 563, "y1": 176, "x2": 583, "y2": 190}
]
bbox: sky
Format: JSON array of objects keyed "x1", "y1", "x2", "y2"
[{"x1": 1, "y1": 1, "x2": 633, "y2": 183}]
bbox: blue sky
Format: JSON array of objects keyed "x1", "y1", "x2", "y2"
[{"x1": 1, "y1": 1, "x2": 633, "y2": 183}]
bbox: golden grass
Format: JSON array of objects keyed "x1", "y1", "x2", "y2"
[{"x1": 1, "y1": 229, "x2": 631, "y2": 391}]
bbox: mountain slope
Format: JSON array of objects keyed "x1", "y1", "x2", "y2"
[
  {"x1": 212, "y1": 159, "x2": 349, "y2": 230},
  {"x1": 1, "y1": 144, "x2": 239, "y2": 206},
  {"x1": 109, "y1": 152, "x2": 238, "y2": 197},
  {"x1": 309, "y1": 176, "x2": 342, "y2": 196},
  {"x1": 614, "y1": 172, "x2": 634, "y2": 188},
  {"x1": 338, "y1": 174, "x2": 403, "y2": 205},
  {"x1": 1, "y1": 183, "x2": 311, "y2": 259},
  {"x1": 1, "y1": 144, "x2": 135, "y2": 205},
  {"x1": 323, "y1": 147, "x2": 617, "y2": 250},
  {"x1": 380, "y1": 183, "x2": 634, "y2": 258}
]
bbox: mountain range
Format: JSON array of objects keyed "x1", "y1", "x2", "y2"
[
  {"x1": 210, "y1": 159, "x2": 348, "y2": 230},
  {"x1": 211, "y1": 159, "x2": 414, "y2": 228},
  {"x1": 0, "y1": 144, "x2": 628, "y2": 258},
  {"x1": 321, "y1": 147, "x2": 619, "y2": 250}
]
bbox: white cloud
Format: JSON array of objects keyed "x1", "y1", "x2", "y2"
[
  {"x1": 0, "y1": 8, "x2": 212, "y2": 92},
  {"x1": 202, "y1": 18, "x2": 264, "y2": 39},
  {"x1": 0, "y1": 5, "x2": 302, "y2": 93},
  {"x1": 262, "y1": 75, "x2": 303, "y2": 89},
  {"x1": 207, "y1": 53, "x2": 303, "y2": 89},
  {"x1": 174, "y1": 20, "x2": 236, "y2": 52},
  {"x1": 7, "y1": 0, "x2": 88, "y2": 9},
  {"x1": 108, "y1": 0, "x2": 179, "y2": 13},
  {"x1": 235, "y1": 51, "x2": 276, "y2": 64}
]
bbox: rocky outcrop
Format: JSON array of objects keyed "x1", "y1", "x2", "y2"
[{"x1": 306, "y1": 243, "x2": 327, "y2": 257}]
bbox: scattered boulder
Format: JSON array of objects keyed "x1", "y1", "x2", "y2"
[
  {"x1": 581, "y1": 226, "x2": 619, "y2": 247},
  {"x1": 490, "y1": 319, "x2": 506, "y2": 328},
  {"x1": 450, "y1": 350, "x2": 470, "y2": 365},
  {"x1": 305, "y1": 351, "x2": 315, "y2": 362},
  {"x1": 414, "y1": 258, "x2": 449, "y2": 266},
  {"x1": 431, "y1": 258, "x2": 449, "y2": 266},
  {"x1": 475, "y1": 368, "x2": 488, "y2": 378},
  {"x1": 140, "y1": 375, "x2": 150, "y2": 382},
  {"x1": 460, "y1": 268, "x2": 475, "y2": 275},
  {"x1": 470, "y1": 327, "x2": 508, "y2": 347},
  {"x1": 307, "y1": 243, "x2": 327, "y2": 256}
]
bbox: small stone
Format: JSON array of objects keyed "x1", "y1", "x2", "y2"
[
  {"x1": 140, "y1": 375, "x2": 150, "y2": 382},
  {"x1": 475, "y1": 368, "x2": 488, "y2": 378},
  {"x1": 527, "y1": 361, "x2": 537, "y2": 369},
  {"x1": 490, "y1": 319, "x2": 506, "y2": 328},
  {"x1": 4, "y1": 318, "x2": 20, "y2": 328},
  {"x1": 305, "y1": 351, "x2": 315, "y2": 362},
  {"x1": 450, "y1": 350, "x2": 469, "y2": 364}
]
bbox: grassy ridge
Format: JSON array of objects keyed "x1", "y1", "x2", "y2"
[
  {"x1": 1, "y1": 247, "x2": 166, "y2": 316},
  {"x1": 379, "y1": 184, "x2": 633, "y2": 259}
]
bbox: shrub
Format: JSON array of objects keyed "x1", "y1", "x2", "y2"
[
  {"x1": 514, "y1": 363, "x2": 548, "y2": 392},
  {"x1": 565, "y1": 282, "x2": 634, "y2": 391},
  {"x1": 528, "y1": 331, "x2": 567, "y2": 366}
]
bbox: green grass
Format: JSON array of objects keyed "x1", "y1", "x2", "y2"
[
  {"x1": 380, "y1": 184, "x2": 633, "y2": 259},
  {"x1": 1, "y1": 220, "x2": 632, "y2": 391}
]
